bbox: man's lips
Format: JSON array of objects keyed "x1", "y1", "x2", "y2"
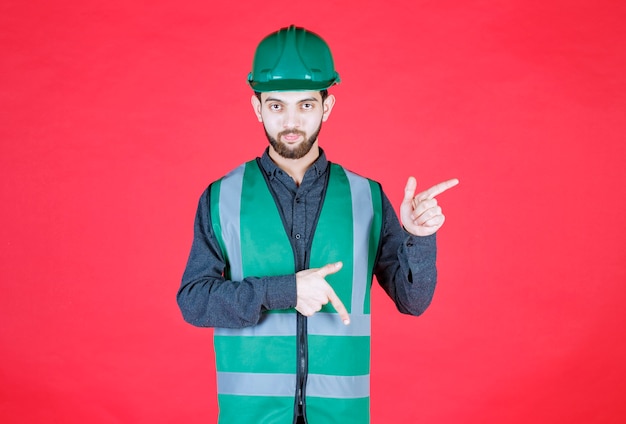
[{"x1": 281, "y1": 133, "x2": 303, "y2": 142}]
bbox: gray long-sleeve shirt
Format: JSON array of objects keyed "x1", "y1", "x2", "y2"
[{"x1": 177, "y1": 149, "x2": 438, "y2": 328}]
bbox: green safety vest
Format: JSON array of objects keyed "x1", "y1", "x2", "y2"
[{"x1": 209, "y1": 159, "x2": 382, "y2": 424}]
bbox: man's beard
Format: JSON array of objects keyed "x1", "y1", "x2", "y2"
[{"x1": 265, "y1": 123, "x2": 322, "y2": 160}]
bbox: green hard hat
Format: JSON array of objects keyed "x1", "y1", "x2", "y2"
[{"x1": 247, "y1": 25, "x2": 341, "y2": 92}]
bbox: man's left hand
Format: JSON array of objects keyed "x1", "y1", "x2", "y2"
[{"x1": 400, "y1": 177, "x2": 459, "y2": 237}]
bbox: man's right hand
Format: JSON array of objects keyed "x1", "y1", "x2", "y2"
[{"x1": 295, "y1": 262, "x2": 350, "y2": 325}]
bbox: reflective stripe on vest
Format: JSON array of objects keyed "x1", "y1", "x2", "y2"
[{"x1": 209, "y1": 160, "x2": 382, "y2": 424}]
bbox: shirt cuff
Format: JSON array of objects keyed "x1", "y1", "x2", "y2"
[
  {"x1": 265, "y1": 274, "x2": 298, "y2": 310},
  {"x1": 404, "y1": 232, "x2": 437, "y2": 257}
]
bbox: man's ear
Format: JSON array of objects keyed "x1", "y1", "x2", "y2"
[
  {"x1": 251, "y1": 94, "x2": 263, "y2": 122},
  {"x1": 322, "y1": 94, "x2": 336, "y2": 122}
]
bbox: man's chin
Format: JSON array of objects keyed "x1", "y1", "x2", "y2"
[
  {"x1": 269, "y1": 140, "x2": 315, "y2": 160},
  {"x1": 277, "y1": 149, "x2": 310, "y2": 160}
]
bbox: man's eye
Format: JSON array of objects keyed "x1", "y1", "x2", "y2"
[
  {"x1": 301, "y1": 103, "x2": 313, "y2": 109},
  {"x1": 269, "y1": 104, "x2": 281, "y2": 111}
]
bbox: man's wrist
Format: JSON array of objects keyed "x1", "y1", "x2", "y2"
[{"x1": 265, "y1": 274, "x2": 298, "y2": 310}]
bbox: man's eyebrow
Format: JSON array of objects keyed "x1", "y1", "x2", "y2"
[{"x1": 263, "y1": 97, "x2": 319, "y2": 103}]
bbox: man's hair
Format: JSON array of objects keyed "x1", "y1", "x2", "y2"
[{"x1": 255, "y1": 90, "x2": 329, "y2": 102}]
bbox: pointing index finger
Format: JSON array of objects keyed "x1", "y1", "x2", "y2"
[
  {"x1": 419, "y1": 178, "x2": 459, "y2": 200},
  {"x1": 327, "y1": 288, "x2": 350, "y2": 325}
]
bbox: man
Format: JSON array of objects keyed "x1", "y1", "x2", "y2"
[{"x1": 177, "y1": 25, "x2": 458, "y2": 424}]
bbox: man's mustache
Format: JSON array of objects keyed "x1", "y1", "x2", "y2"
[{"x1": 278, "y1": 129, "x2": 306, "y2": 138}]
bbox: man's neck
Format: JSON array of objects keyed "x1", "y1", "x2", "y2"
[{"x1": 268, "y1": 143, "x2": 320, "y2": 186}]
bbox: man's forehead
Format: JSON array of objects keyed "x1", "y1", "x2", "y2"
[{"x1": 262, "y1": 91, "x2": 322, "y2": 102}]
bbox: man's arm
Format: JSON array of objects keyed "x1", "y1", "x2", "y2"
[
  {"x1": 375, "y1": 177, "x2": 458, "y2": 315},
  {"x1": 374, "y1": 192, "x2": 438, "y2": 316},
  {"x1": 176, "y1": 187, "x2": 296, "y2": 328}
]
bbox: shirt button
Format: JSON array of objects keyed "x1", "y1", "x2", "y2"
[{"x1": 295, "y1": 234, "x2": 301, "y2": 240}]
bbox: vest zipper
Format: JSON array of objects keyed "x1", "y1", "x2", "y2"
[
  {"x1": 295, "y1": 312, "x2": 308, "y2": 422},
  {"x1": 256, "y1": 159, "x2": 329, "y2": 424}
]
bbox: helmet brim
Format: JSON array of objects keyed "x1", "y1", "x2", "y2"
[{"x1": 248, "y1": 76, "x2": 340, "y2": 93}]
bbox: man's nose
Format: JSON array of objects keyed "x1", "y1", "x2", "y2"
[{"x1": 283, "y1": 109, "x2": 300, "y2": 128}]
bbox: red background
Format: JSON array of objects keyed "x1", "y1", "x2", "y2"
[{"x1": 2, "y1": 0, "x2": 625, "y2": 422}]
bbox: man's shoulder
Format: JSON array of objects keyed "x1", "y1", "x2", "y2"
[{"x1": 331, "y1": 162, "x2": 381, "y2": 185}]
